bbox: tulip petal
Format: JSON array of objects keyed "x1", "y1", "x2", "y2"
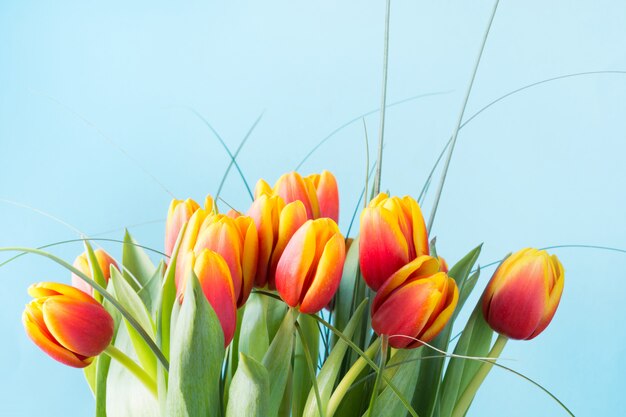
[
  {"x1": 359, "y1": 207, "x2": 410, "y2": 291},
  {"x1": 300, "y1": 232, "x2": 345, "y2": 314},
  {"x1": 418, "y1": 277, "x2": 459, "y2": 345},
  {"x1": 42, "y1": 296, "x2": 114, "y2": 357},
  {"x1": 275, "y1": 221, "x2": 316, "y2": 308},
  {"x1": 274, "y1": 172, "x2": 316, "y2": 220},
  {"x1": 268, "y1": 200, "x2": 308, "y2": 288},
  {"x1": 313, "y1": 170, "x2": 339, "y2": 222}
]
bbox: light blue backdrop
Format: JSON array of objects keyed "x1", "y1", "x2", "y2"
[{"x1": 1, "y1": 1, "x2": 625, "y2": 416}]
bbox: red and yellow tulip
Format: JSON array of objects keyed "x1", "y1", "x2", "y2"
[
  {"x1": 23, "y1": 282, "x2": 114, "y2": 368},
  {"x1": 254, "y1": 170, "x2": 339, "y2": 222},
  {"x1": 359, "y1": 193, "x2": 429, "y2": 291},
  {"x1": 482, "y1": 248, "x2": 564, "y2": 340},
  {"x1": 371, "y1": 256, "x2": 458, "y2": 349},
  {"x1": 71, "y1": 248, "x2": 118, "y2": 296},
  {"x1": 165, "y1": 195, "x2": 215, "y2": 257},
  {"x1": 246, "y1": 195, "x2": 308, "y2": 288},
  {"x1": 181, "y1": 250, "x2": 237, "y2": 346},
  {"x1": 193, "y1": 214, "x2": 258, "y2": 307},
  {"x1": 275, "y1": 218, "x2": 346, "y2": 314}
]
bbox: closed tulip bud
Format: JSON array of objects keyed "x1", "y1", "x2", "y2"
[
  {"x1": 165, "y1": 197, "x2": 201, "y2": 257},
  {"x1": 247, "y1": 195, "x2": 308, "y2": 288},
  {"x1": 23, "y1": 282, "x2": 114, "y2": 368},
  {"x1": 181, "y1": 250, "x2": 237, "y2": 346},
  {"x1": 306, "y1": 170, "x2": 339, "y2": 222},
  {"x1": 174, "y1": 208, "x2": 211, "y2": 291},
  {"x1": 193, "y1": 214, "x2": 259, "y2": 307},
  {"x1": 275, "y1": 218, "x2": 346, "y2": 314},
  {"x1": 71, "y1": 249, "x2": 118, "y2": 296},
  {"x1": 359, "y1": 193, "x2": 429, "y2": 291},
  {"x1": 272, "y1": 172, "x2": 320, "y2": 220},
  {"x1": 482, "y1": 248, "x2": 564, "y2": 340},
  {"x1": 371, "y1": 256, "x2": 458, "y2": 349}
]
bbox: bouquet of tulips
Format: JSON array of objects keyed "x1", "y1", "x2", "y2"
[{"x1": 14, "y1": 167, "x2": 566, "y2": 417}]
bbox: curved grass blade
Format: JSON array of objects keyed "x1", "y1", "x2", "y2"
[
  {"x1": 215, "y1": 112, "x2": 264, "y2": 202},
  {"x1": 426, "y1": 0, "x2": 500, "y2": 233},
  {"x1": 418, "y1": 70, "x2": 626, "y2": 203},
  {"x1": 372, "y1": 0, "x2": 392, "y2": 197},
  {"x1": 0, "y1": 246, "x2": 169, "y2": 371},
  {"x1": 296, "y1": 321, "x2": 325, "y2": 417},
  {"x1": 183, "y1": 107, "x2": 254, "y2": 200},
  {"x1": 29, "y1": 89, "x2": 175, "y2": 198}
]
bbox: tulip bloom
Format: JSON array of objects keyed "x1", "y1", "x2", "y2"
[
  {"x1": 275, "y1": 218, "x2": 346, "y2": 314},
  {"x1": 71, "y1": 249, "x2": 118, "y2": 296},
  {"x1": 165, "y1": 195, "x2": 215, "y2": 257},
  {"x1": 371, "y1": 256, "x2": 458, "y2": 349},
  {"x1": 247, "y1": 195, "x2": 308, "y2": 288},
  {"x1": 253, "y1": 170, "x2": 339, "y2": 222},
  {"x1": 181, "y1": 250, "x2": 237, "y2": 346},
  {"x1": 359, "y1": 193, "x2": 429, "y2": 291},
  {"x1": 482, "y1": 248, "x2": 564, "y2": 340},
  {"x1": 23, "y1": 282, "x2": 114, "y2": 368},
  {"x1": 193, "y1": 214, "x2": 258, "y2": 307}
]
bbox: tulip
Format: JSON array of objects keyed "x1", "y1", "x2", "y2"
[
  {"x1": 181, "y1": 250, "x2": 237, "y2": 346},
  {"x1": 253, "y1": 170, "x2": 340, "y2": 222},
  {"x1": 247, "y1": 194, "x2": 308, "y2": 288},
  {"x1": 438, "y1": 256, "x2": 449, "y2": 274},
  {"x1": 165, "y1": 195, "x2": 215, "y2": 257},
  {"x1": 482, "y1": 248, "x2": 564, "y2": 340},
  {"x1": 359, "y1": 193, "x2": 429, "y2": 291},
  {"x1": 275, "y1": 218, "x2": 346, "y2": 314},
  {"x1": 306, "y1": 170, "x2": 339, "y2": 222},
  {"x1": 23, "y1": 282, "x2": 114, "y2": 368},
  {"x1": 71, "y1": 249, "x2": 118, "y2": 296},
  {"x1": 371, "y1": 256, "x2": 458, "y2": 349},
  {"x1": 193, "y1": 214, "x2": 258, "y2": 307},
  {"x1": 174, "y1": 207, "x2": 211, "y2": 291}
]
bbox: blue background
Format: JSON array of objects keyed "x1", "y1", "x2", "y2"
[{"x1": 1, "y1": 1, "x2": 625, "y2": 416}]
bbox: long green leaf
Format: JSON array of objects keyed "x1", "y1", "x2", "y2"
[
  {"x1": 239, "y1": 292, "x2": 270, "y2": 362},
  {"x1": 293, "y1": 314, "x2": 321, "y2": 417},
  {"x1": 166, "y1": 271, "x2": 225, "y2": 417},
  {"x1": 123, "y1": 230, "x2": 156, "y2": 288},
  {"x1": 263, "y1": 308, "x2": 296, "y2": 417},
  {"x1": 226, "y1": 353, "x2": 270, "y2": 417}
]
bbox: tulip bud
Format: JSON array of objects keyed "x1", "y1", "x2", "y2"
[
  {"x1": 23, "y1": 282, "x2": 114, "y2": 368},
  {"x1": 275, "y1": 218, "x2": 346, "y2": 314},
  {"x1": 247, "y1": 195, "x2": 308, "y2": 288},
  {"x1": 174, "y1": 208, "x2": 211, "y2": 291},
  {"x1": 438, "y1": 256, "x2": 449, "y2": 274},
  {"x1": 181, "y1": 250, "x2": 237, "y2": 346},
  {"x1": 306, "y1": 170, "x2": 339, "y2": 222},
  {"x1": 193, "y1": 214, "x2": 259, "y2": 307},
  {"x1": 165, "y1": 198, "x2": 201, "y2": 257},
  {"x1": 71, "y1": 249, "x2": 118, "y2": 296},
  {"x1": 359, "y1": 193, "x2": 429, "y2": 291},
  {"x1": 482, "y1": 248, "x2": 564, "y2": 340},
  {"x1": 371, "y1": 256, "x2": 458, "y2": 349}
]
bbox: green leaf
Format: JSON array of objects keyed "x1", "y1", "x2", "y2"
[
  {"x1": 110, "y1": 267, "x2": 157, "y2": 380},
  {"x1": 262, "y1": 308, "x2": 296, "y2": 417},
  {"x1": 303, "y1": 300, "x2": 367, "y2": 417},
  {"x1": 83, "y1": 239, "x2": 107, "y2": 303},
  {"x1": 166, "y1": 271, "x2": 225, "y2": 417},
  {"x1": 292, "y1": 314, "x2": 320, "y2": 417},
  {"x1": 83, "y1": 360, "x2": 97, "y2": 396},
  {"x1": 226, "y1": 353, "x2": 270, "y2": 417},
  {"x1": 106, "y1": 324, "x2": 159, "y2": 417},
  {"x1": 239, "y1": 292, "x2": 270, "y2": 362},
  {"x1": 123, "y1": 230, "x2": 156, "y2": 288},
  {"x1": 331, "y1": 236, "x2": 362, "y2": 349},
  {"x1": 412, "y1": 244, "x2": 482, "y2": 417},
  {"x1": 138, "y1": 260, "x2": 165, "y2": 317},
  {"x1": 364, "y1": 349, "x2": 423, "y2": 417},
  {"x1": 439, "y1": 305, "x2": 493, "y2": 417}
]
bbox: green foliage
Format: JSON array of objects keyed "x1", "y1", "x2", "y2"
[{"x1": 226, "y1": 353, "x2": 270, "y2": 417}]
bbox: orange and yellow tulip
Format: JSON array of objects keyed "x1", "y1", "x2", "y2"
[
  {"x1": 275, "y1": 218, "x2": 346, "y2": 314},
  {"x1": 71, "y1": 249, "x2": 118, "y2": 296},
  {"x1": 371, "y1": 256, "x2": 458, "y2": 349},
  {"x1": 165, "y1": 196, "x2": 215, "y2": 257},
  {"x1": 246, "y1": 195, "x2": 308, "y2": 288},
  {"x1": 359, "y1": 193, "x2": 429, "y2": 291},
  {"x1": 254, "y1": 170, "x2": 339, "y2": 222},
  {"x1": 482, "y1": 248, "x2": 564, "y2": 340},
  {"x1": 180, "y1": 250, "x2": 237, "y2": 346},
  {"x1": 193, "y1": 214, "x2": 258, "y2": 307},
  {"x1": 23, "y1": 282, "x2": 114, "y2": 368}
]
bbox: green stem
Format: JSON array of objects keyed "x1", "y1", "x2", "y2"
[
  {"x1": 451, "y1": 334, "x2": 508, "y2": 417},
  {"x1": 327, "y1": 339, "x2": 382, "y2": 417},
  {"x1": 103, "y1": 345, "x2": 158, "y2": 398},
  {"x1": 366, "y1": 335, "x2": 389, "y2": 417}
]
